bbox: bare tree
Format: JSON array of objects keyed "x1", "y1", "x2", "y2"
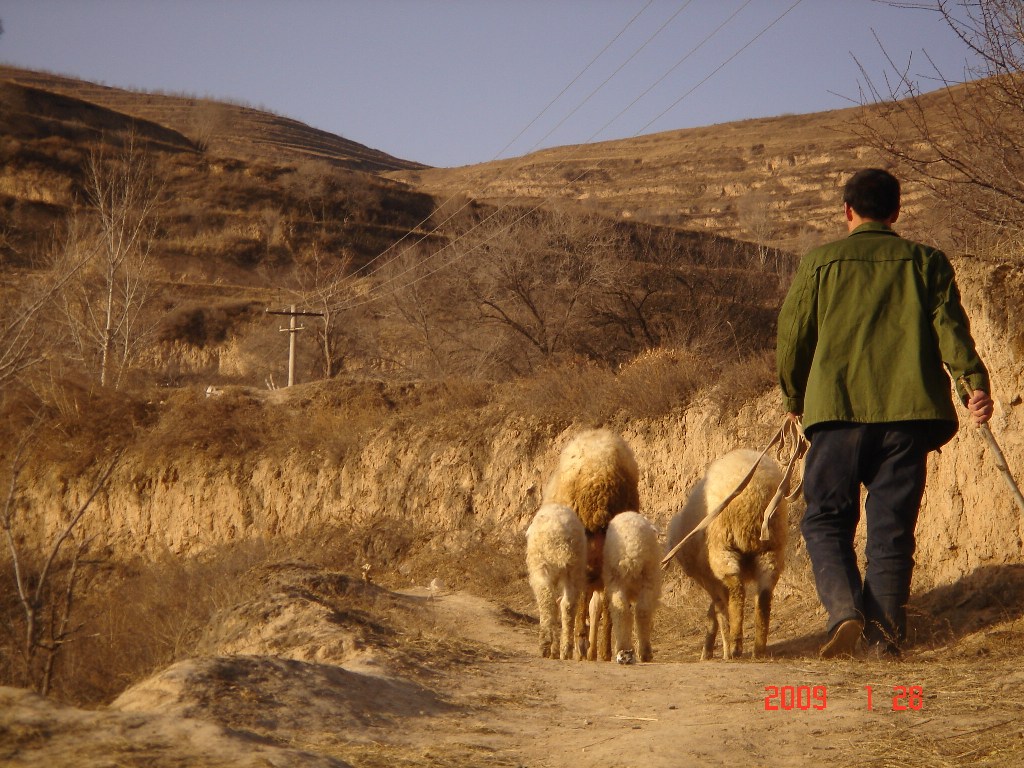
[
  {"x1": 0, "y1": 233, "x2": 92, "y2": 396},
  {"x1": 736, "y1": 192, "x2": 778, "y2": 269},
  {"x1": 463, "y1": 209, "x2": 620, "y2": 372},
  {"x1": 292, "y1": 243, "x2": 354, "y2": 378},
  {"x1": 0, "y1": 284, "x2": 54, "y2": 394},
  {"x1": 378, "y1": 244, "x2": 493, "y2": 378},
  {"x1": 1, "y1": 426, "x2": 121, "y2": 696},
  {"x1": 590, "y1": 226, "x2": 695, "y2": 354},
  {"x1": 54, "y1": 132, "x2": 163, "y2": 387},
  {"x1": 189, "y1": 99, "x2": 229, "y2": 152},
  {"x1": 857, "y1": 1, "x2": 1024, "y2": 257},
  {"x1": 258, "y1": 206, "x2": 289, "y2": 263}
]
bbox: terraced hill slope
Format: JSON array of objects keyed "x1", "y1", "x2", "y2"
[
  {"x1": 0, "y1": 65, "x2": 425, "y2": 173},
  {"x1": 389, "y1": 87, "x2": 965, "y2": 253}
]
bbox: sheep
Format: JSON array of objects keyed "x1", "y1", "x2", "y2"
[
  {"x1": 542, "y1": 428, "x2": 640, "y2": 533},
  {"x1": 591, "y1": 511, "x2": 662, "y2": 662},
  {"x1": 525, "y1": 502, "x2": 588, "y2": 660},
  {"x1": 667, "y1": 449, "x2": 787, "y2": 660},
  {"x1": 541, "y1": 428, "x2": 641, "y2": 659}
]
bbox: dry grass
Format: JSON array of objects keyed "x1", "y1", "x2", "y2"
[
  {"x1": 613, "y1": 347, "x2": 706, "y2": 419},
  {"x1": 19, "y1": 517, "x2": 507, "y2": 706},
  {"x1": 708, "y1": 349, "x2": 778, "y2": 412},
  {"x1": 38, "y1": 540, "x2": 273, "y2": 704},
  {"x1": 497, "y1": 346, "x2": 720, "y2": 430},
  {"x1": 853, "y1": 653, "x2": 1024, "y2": 767}
]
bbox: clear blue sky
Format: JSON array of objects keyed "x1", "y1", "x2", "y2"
[{"x1": 0, "y1": 1, "x2": 980, "y2": 168}]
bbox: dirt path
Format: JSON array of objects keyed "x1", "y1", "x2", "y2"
[
  {"x1": 2, "y1": 582, "x2": 1021, "y2": 767},
  {"x1": 396, "y1": 588, "x2": 1024, "y2": 768}
]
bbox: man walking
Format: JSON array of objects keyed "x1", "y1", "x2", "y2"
[{"x1": 777, "y1": 168, "x2": 993, "y2": 658}]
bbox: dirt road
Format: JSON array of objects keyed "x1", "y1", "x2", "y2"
[
  {"x1": 404, "y1": 590, "x2": 1024, "y2": 768},
  {"x1": 2, "y1": 580, "x2": 1022, "y2": 767}
]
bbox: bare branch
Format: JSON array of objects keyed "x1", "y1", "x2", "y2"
[{"x1": 851, "y1": 2, "x2": 1024, "y2": 253}]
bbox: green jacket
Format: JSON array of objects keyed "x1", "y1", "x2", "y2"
[{"x1": 777, "y1": 222, "x2": 988, "y2": 445}]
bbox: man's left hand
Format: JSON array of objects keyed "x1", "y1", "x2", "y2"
[{"x1": 968, "y1": 389, "x2": 994, "y2": 425}]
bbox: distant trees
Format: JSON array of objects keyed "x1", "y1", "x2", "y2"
[
  {"x1": 860, "y1": 0, "x2": 1024, "y2": 259},
  {"x1": 590, "y1": 226, "x2": 679, "y2": 350},
  {"x1": 372, "y1": 243, "x2": 485, "y2": 378},
  {"x1": 364, "y1": 206, "x2": 781, "y2": 379},
  {"x1": 370, "y1": 209, "x2": 616, "y2": 379},
  {"x1": 54, "y1": 132, "x2": 163, "y2": 387}
]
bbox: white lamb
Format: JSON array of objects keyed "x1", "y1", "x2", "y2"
[
  {"x1": 542, "y1": 428, "x2": 641, "y2": 659},
  {"x1": 667, "y1": 449, "x2": 787, "y2": 660},
  {"x1": 525, "y1": 503, "x2": 587, "y2": 660},
  {"x1": 592, "y1": 511, "x2": 662, "y2": 663}
]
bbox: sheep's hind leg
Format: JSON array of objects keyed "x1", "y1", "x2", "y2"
[
  {"x1": 576, "y1": 585, "x2": 591, "y2": 659},
  {"x1": 701, "y1": 603, "x2": 719, "y2": 660},
  {"x1": 535, "y1": 583, "x2": 559, "y2": 658},
  {"x1": 586, "y1": 588, "x2": 600, "y2": 660},
  {"x1": 597, "y1": 591, "x2": 612, "y2": 661},
  {"x1": 609, "y1": 588, "x2": 633, "y2": 659},
  {"x1": 586, "y1": 588, "x2": 611, "y2": 660},
  {"x1": 635, "y1": 591, "x2": 656, "y2": 662},
  {"x1": 753, "y1": 561, "x2": 780, "y2": 658},
  {"x1": 753, "y1": 586, "x2": 772, "y2": 658},
  {"x1": 560, "y1": 585, "x2": 579, "y2": 660},
  {"x1": 724, "y1": 574, "x2": 746, "y2": 659}
]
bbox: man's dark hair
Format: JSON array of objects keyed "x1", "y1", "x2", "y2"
[{"x1": 843, "y1": 168, "x2": 900, "y2": 221}]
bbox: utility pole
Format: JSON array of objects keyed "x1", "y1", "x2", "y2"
[{"x1": 265, "y1": 305, "x2": 324, "y2": 387}]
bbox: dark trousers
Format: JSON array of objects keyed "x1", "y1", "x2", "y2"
[{"x1": 800, "y1": 422, "x2": 931, "y2": 650}]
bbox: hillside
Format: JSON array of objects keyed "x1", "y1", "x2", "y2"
[
  {"x1": 1, "y1": 63, "x2": 1024, "y2": 768},
  {"x1": 0, "y1": 64, "x2": 782, "y2": 387},
  {"x1": 0, "y1": 65, "x2": 425, "y2": 173},
  {"x1": 0, "y1": 73, "x2": 438, "y2": 284},
  {"x1": 389, "y1": 87, "x2": 968, "y2": 253}
]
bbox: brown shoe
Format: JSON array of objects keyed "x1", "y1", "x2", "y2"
[{"x1": 819, "y1": 618, "x2": 864, "y2": 659}]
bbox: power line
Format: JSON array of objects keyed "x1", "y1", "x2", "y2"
[
  {"x1": 595, "y1": 0, "x2": 756, "y2": 139},
  {"x1": 638, "y1": 0, "x2": 806, "y2": 135},
  {"x1": 336, "y1": 0, "x2": 806, "y2": 313},
  {"x1": 493, "y1": 0, "x2": 659, "y2": 161},
  {"x1": 335, "y1": 2, "x2": 730, "y2": 308},
  {"x1": 513, "y1": 0, "x2": 697, "y2": 163},
  {"x1": 341, "y1": 0, "x2": 662, "y2": 284}
]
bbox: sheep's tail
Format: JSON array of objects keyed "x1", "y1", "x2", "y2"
[{"x1": 660, "y1": 416, "x2": 806, "y2": 569}]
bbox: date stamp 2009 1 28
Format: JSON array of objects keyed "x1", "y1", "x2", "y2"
[{"x1": 763, "y1": 685, "x2": 924, "y2": 711}]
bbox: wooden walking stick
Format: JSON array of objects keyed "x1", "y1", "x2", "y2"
[
  {"x1": 977, "y1": 421, "x2": 1024, "y2": 514},
  {"x1": 959, "y1": 377, "x2": 1024, "y2": 515}
]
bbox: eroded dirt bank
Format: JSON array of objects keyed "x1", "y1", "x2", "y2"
[{"x1": 16, "y1": 262, "x2": 1024, "y2": 595}]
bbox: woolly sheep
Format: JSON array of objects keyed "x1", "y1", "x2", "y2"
[
  {"x1": 542, "y1": 428, "x2": 641, "y2": 658},
  {"x1": 667, "y1": 449, "x2": 787, "y2": 660},
  {"x1": 525, "y1": 503, "x2": 587, "y2": 660},
  {"x1": 542, "y1": 428, "x2": 640, "y2": 534},
  {"x1": 592, "y1": 511, "x2": 662, "y2": 662}
]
